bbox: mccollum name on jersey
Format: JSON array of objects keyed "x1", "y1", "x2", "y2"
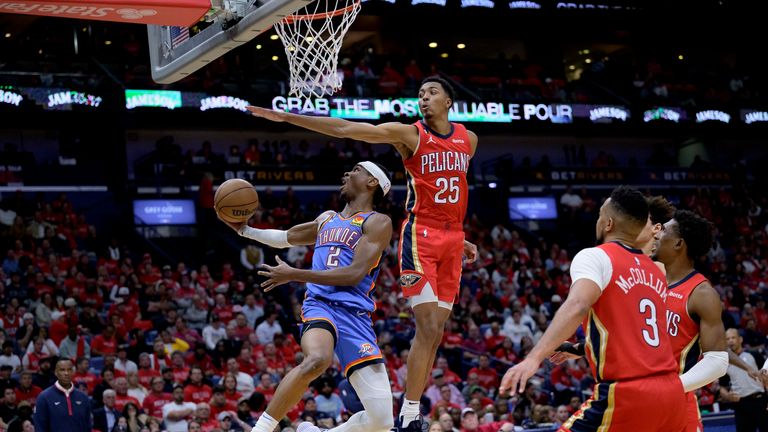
[{"x1": 615, "y1": 266, "x2": 668, "y2": 300}]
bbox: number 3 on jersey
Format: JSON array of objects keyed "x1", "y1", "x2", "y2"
[
  {"x1": 639, "y1": 298, "x2": 660, "y2": 347},
  {"x1": 435, "y1": 177, "x2": 460, "y2": 204}
]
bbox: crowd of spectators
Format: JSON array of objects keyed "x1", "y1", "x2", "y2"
[{"x1": 0, "y1": 179, "x2": 766, "y2": 432}]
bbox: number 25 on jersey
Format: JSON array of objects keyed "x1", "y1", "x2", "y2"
[{"x1": 435, "y1": 177, "x2": 460, "y2": 204}]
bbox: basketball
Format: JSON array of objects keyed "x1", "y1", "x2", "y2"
[{"x1": 214, "y1": 179, "x2": 259, "y2": 224}]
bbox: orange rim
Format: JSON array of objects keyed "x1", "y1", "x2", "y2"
[{"x1": 282, "y1": 0, "x2": 361, "y2": 22}]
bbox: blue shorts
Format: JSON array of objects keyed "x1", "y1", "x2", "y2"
[{"x1": 301, "y1": 296, "x2": 384, "y2": 377}]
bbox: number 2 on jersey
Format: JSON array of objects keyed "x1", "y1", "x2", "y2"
[
  {"x1": 639, "y1": 298, "x2": 660, "y2": 347},
  {"x1": 326, "y1": 246, "x2": 341, "y2": 267},
  {"x1": 435, "y1": 177, "x2": 460, "y2": 204}
]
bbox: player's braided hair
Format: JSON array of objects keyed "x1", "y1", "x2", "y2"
[{"x1": 673, "y1": 210, "x2": 714, "y2": 260}]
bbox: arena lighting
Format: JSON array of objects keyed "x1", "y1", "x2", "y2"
[
  {"x1": 488, "y1": 182, "x2": 498, "y2": 189},
  {"x1": 104, "y1": 40, "x2": 112, "y2": 45},
  {"x1": 4, "y1": 33, "x2": 10, "y2": 38},
  {"x1": 457, "y1": 43, "x2": 466, "y2": 49},
  {"x1": 678, "y1": 54, "x2": 684, "y2": 60},
  {"x1": 440, "y1": 53, "x2": 449, "y2": 58},
  {"x1": 585, "y1": 58, "x2": 592, "y2": 64},
  {"x1": 568, "y1": 65, "x2": 575, "y2": 70},
  {"x1": 270, "y1": 34, "x2": 279, "y2": 40},
  {"x1": 256, "y1": 44, "x2": 262, "y2": 49},
  {"x1": 271, "y1": 55, "x2": 279, "y2": 61},
  {"x1": 428, "y1": 42, "x2": 438, "y2": 48}
]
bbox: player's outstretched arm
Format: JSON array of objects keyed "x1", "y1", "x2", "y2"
[
  {"x1": 679, "y1": 282, "x2": 729, "y2": 392},
  {"x1": 499, "y1": 278, "x2": 601, "y2": 395},
  {"x1": 246, "y1": 106, "x2": 418, "y2": 155},
  {"x1": 259, "y1": 213, "x2": 393, "y2": 290},
  {"x1": 223, "y1": 210, "x2": 334, "y2": 248}
]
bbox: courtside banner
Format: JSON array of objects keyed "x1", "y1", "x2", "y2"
[{"x1": 0, "y1": 0, "x2": 209, "y2": 26}]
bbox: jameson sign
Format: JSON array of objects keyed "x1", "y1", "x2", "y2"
[{"x1": 125, "y1": 89, "x2": 182, "y2": 110}]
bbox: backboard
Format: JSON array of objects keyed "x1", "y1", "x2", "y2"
[{"x1": 147, "y1": 0, "x2": 313, "y2": 84}]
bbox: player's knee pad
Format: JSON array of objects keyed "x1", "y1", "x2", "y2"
[{"x1": 350, "y1": 364, "x2": 394, "y2": 431}]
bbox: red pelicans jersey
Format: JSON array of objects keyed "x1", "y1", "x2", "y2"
[
  {"x1": 666, "y1": 271, "x2": 707, "y2": 374},
  {"x1": 582, "y1": 242, "x2": 678, "y2": 382},
  {"x1": 665, "y1": 271, "x2": 707, "y2": 432},
  {"x1": 402, "y1": 120, "x2": 471, "y2": 227}
]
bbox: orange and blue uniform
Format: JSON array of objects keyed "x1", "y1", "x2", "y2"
[{"x1": 301, "y1": 211, "x2": 385, "y2": 377}]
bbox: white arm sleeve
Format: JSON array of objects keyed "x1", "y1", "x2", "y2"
[
  {"x1": 238, "y1": 226, "x2": 292, "y2": 249},
  {"x1": 569, "y1": 247, "x2": 613, "y2": 291},
  {"x1": 679, "y1": 351, "x2": 729, "y2": 392}
]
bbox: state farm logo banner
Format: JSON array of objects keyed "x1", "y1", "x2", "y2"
[{"x1": 0, "y1": 0, "x2": 208, "y2": 26}]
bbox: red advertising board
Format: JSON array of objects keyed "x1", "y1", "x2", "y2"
[{"x1": 0, "y1": 0, "x2": 209, "y2": 26}]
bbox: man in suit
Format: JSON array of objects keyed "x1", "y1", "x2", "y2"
[{"x1": 93, "y1": 389, "x2": 120, "y2": 432}]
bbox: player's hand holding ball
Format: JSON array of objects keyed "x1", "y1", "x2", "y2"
[{"x1": 214, "y1": 179, "x2": 259, "y2": 231}]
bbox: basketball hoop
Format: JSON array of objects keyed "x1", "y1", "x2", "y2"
[{"x1": 274, "y1": 0, "x2": 362, "y2": 99}]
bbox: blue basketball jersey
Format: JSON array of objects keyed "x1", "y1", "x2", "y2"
[{"x1": 306, "y1": 211, "x2": 383, "y2": 312}]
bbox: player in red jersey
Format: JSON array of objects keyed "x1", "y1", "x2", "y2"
[
  {"x1": 247, "y1": 76, "x2": 478, "y2": 432},
  {"x1": 652, "y1": 210, "x2": 730, "y2": 432},
  {"x1": 500, "y1": 186, "x2": 687, "y2": 431},
  {"x1": 552, "y1": 202, "x2": 758, "y2": 431}
]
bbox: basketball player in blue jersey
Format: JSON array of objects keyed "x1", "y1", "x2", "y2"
[{"x1": 219, "y1": 161, "x2": 395, "y2": 432}]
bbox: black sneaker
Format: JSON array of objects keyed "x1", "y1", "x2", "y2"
[{"x1": 395, "y1": 415, "x2": 429, "y2": 432}]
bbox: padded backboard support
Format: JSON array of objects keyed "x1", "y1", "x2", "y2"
[{"x1": 148, "y1": 0, "x2": 312, "y2": 84}]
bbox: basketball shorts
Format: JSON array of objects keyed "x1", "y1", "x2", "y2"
[
  {"x1": 684, "y1": 392, "x2": 703, "y2": 432},
  {"x1": 301, "y1": 296, "x2": 384, "y2": 377},
  {"x1": 398, "y1": 214, "x2": 465, "y2": 307},
  {"x1": 559, "y1": 373, "x2": 687, "y2": 432}
]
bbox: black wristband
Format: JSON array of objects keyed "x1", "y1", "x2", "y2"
[{"x1": 555, "y1": 341, "x2": 585, "y2": 356}]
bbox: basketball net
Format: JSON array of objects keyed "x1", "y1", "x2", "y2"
[{"x1": 274, "y1": 0, "x2": 361, "y2": 99}]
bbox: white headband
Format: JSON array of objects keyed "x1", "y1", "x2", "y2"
[{"x1": 358, "y1": 161, "x2": 391, "y2": 196}]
